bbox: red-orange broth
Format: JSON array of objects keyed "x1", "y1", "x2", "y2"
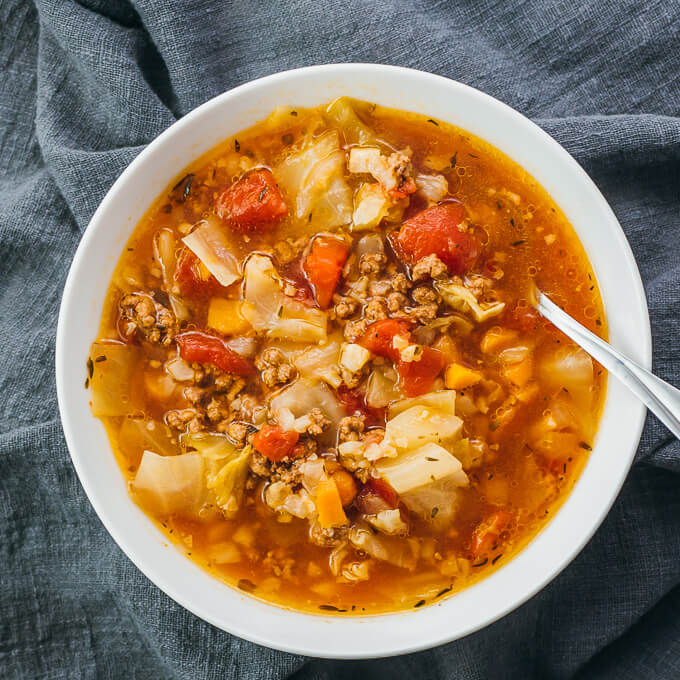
[{"x1": 88, "y1": 98, "x2": 606, "y2": 614}]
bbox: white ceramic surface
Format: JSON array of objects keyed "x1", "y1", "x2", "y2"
[{"x1": 55, "y1": 64, "x2": 651, "y2": 659}]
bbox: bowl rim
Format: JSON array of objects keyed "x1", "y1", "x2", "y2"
[{"x1": 55, "y1": 63, "x2": 652, "y2": 658}]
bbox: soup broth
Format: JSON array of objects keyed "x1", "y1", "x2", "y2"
[{"x1": 88, "y1": 98, "x2": 606, "y2": 614}]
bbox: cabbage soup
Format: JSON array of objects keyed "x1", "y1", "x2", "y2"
[{"x1": 88, "y1": 98, "x2": 606, "y2": 614}]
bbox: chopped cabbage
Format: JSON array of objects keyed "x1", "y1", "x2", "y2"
[
  {"x1": 367, "y1": 509, "x2": 409, "y2": 536},
  {"x1": 415, "y1": 174, "x2": 449, "y2": 203},
  {"x1": 131, "y1": 451, "x2": 205, "y2": 517},
  {"x1": 182, "y1": 217, "x2": 240, "y2": 287},
  {"x1": 436, "y1": 281, "x2": 505, "y2": 322},
  {"x1": 269, "y1": 377, "x2": 344, "y2": 442},
  {"x1": 89, "y1": 342, "x2": 141, "y2": 417},
  {"x1": 325, "y1": 97, "x2": 377, "y2": 145},
  {"x1": 352, "y1": 182, "x2": 391, "y2": 230},
  {"x1": 293, "y1": 339, "x2": 342, "y2": 387},
  {"x1": 365, "y1": 366, "x2": 401, "y2": 409},
  {"x1": 538, "y1": 346, "x2": 594, "y2": 405},
  {"x1": 274, "y1": 131, "x2": 352, "y2": 230},
  {"x1": 182, "y1": 433, "x2": 251, "y2": 517},
  {"x1": 377, "y1": 442, "x2": 468, "y2": 494},
  {"x1": 118, "y1": 418, "x2": 176, "y2": 458},
  {"x1": 377, "y1": 442, "x2": 468, "y2": 525},
  {"x1": 349, "y1": 523, "x2": 417, "y2": 569},
  {"x1": 382, "y1": 404, "x2": 462, "y2": 453},
  {"x1": 242, "y1": 255, "x2": 327, "y2": 342},
  {"x1": 387, "y1": 389, "x2": 456, "y2": 419}
]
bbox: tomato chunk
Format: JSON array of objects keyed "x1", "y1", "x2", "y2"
[
  {"x1": 397, "y1": 346, "x2": 445, "y2": 397},
  {"x1": 175, "y1": 331, "x2": 254, "y2": 376},
  {"x1": 358, "y1": 319, "x2": 412, "y2": 361},
  {"x1": 253, "y1": 425, "x2": 299, "y2": 462},
  {"x1": 393, "y1": 202, "x2": 480, "y2": 275},
  {"x1": 470, "y1": 510, "x2": 513, "y2": 559},
  {"x1": 505, "y1": 303, "x2": 541, "y2": 332},
  {"x1": 174, "y1": 247, "x2": 224, "y2": 298},
  {"x1": 336, "y1": 385, "x2": 385, "y2": 426},
  {"x1": 303, "y1": 237, "x2": 350, "y2": 309},
  {"x1": 216, "y1": 169, "x2": 287, "y2": 231}
]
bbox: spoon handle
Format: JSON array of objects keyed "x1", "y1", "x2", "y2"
[{"x1": 537, "y1": 293, "x2": 680, "y2": 440}]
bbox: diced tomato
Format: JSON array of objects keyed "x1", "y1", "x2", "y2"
[
  {"x1": 175, "y1": 331, "x2": 254, "y2": 376},
  {"x1": 252, "y1": 424, "x2": 300, "y2": 462},
  {"x1": 336, "y1": 385, "x2": 385, "y2": 426},
  {"x1": 358, "y1": 319, "x2": 412, "y2": 361},
  {"x1": 216, "y1": 168, "x2": 288, "y2": 231},
  {"x1": 388, "y1": 176, "x2": 417, "y2": 201},
  {"x1": 470, "y1": 510, "x2": 513, "y2": 559},
  {"x1": 174, "y1": 247, "x2": 224, "y2": 298},
  {"x1": 366, "y1": 478, "x2": 399, "y2": 508},
  {"x1": 393, "y1": 202, "x2": 480, "y2": 275},
  {"x1": 397, "y1": 347, "x2": 445, "y2": 397},
  {"x1": 303, "y1": 236, "x2": 350, "y2": 309}
]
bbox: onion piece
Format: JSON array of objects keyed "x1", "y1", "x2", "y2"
[
  {"x1": 166, "y1": 357, "x2": 195, "y2": 382},
  {"x1": 226, "y1": 336, "x2": 258, "y2": 357},
  {"x1": 182, "y1": 217, "x2": 240, "y2": 287},
  {"x1": 269, "y1": 377, "x2": 344, "y2": 442},
  {"x1": 415, "y1": 174, "x2": 449, "y2": 203}
]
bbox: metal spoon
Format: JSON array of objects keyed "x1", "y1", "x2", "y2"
[{"x1": 534, "y1": 291, "x2": 680, "y2": 439}]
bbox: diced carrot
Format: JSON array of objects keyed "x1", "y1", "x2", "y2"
[
  {"x1": 502, "y1": 357, "x2": 533, "y2": 387},
  {"x1": 444, "y1": 363, "x2": 483, "y2": 390},
  {"x1": 315, "y1": 479, "x2": 348, "y2": 528},
  {"x1": 206, "y1": 298, "x2": 251, "y2": 335},
  {"x1": 330, "y1": 470, "x2": 358, "y2": 506},
  {"x1": 303, "y1": 236, "x2": 350, "y2": 309}
]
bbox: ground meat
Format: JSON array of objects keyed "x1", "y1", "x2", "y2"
[
  {"x1": 411, "y1": 286, "x2": 440, "y2": 305},
  {"x1": 309, "y1": 522, "x2": 349, "y2": 548},
  {"x1": 363, "y1": 298, "x2": 388, "y2": 323},
  {"x1": 343, "y1": 319, "x2": 369, "y2": 343},
  {"x1": 386, "y1": 291, "x2": 408, "y2": 313},
  {"x1": 183, "y1": 385, "x2": 206, "y2": 405},
  {"x1": 368, "y1": 279, "x2": 392, "y2": 297},
  {"x1": 206, "y1": 397, "x2": 230, "y2": 424},
  {"x1": 411, "y1": 254, "x2": 448, "y2": 282},
  {"x1": 392, "y1": 272, "x2": 411, "y2": 294},
  {"x1": 411, "y1": 302, "x2": 439, "y2": 323},
  {"x1": 297, "y1": 408, "x2": 331, "y2": 436},
  {"x1": 464, "y1": 274, "x2": 493, "y2": 299},
  {"x1": 249, "y1": 451, "x2": 271, "y2": 477},
  {"x1": 263, "y1": 549, "x2": 295, "y2": 578},
  {"x1": 255, "y1": 347, "x2": 295, "y2": 388},
  {"x1": 119, "y1": 293, "x2": 176, "y2": 345},
  {"x1": 165, "y1": 408, "x2": 205, "y2": 433},
  {"x1": 333, "y1": 295, "x2": 360, "y2": 320},
  {"x1": 237, "y1": 394, "x2": 260, "y2": 422},
  {"x1": 338, "y1": 415, "x2": 366, "y2": 443},
  {"x1": 359, "y1": 252, "x2": 387, "y2": 276},
  {"x1": 226, "y1": 420, "x2": 251, "y2": 446}
]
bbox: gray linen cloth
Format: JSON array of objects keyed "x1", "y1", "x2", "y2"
[{"x1": 1, "y1": 1, "x2": 679, "y2": 678}]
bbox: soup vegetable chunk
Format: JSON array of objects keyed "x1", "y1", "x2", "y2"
[{"x1": 89, "y1": 99, "x2": 606, "y2": 614}]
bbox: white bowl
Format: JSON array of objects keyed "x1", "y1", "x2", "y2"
[{"x1": 56, "y1": 64, "x2": 651, "y2": 658}]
